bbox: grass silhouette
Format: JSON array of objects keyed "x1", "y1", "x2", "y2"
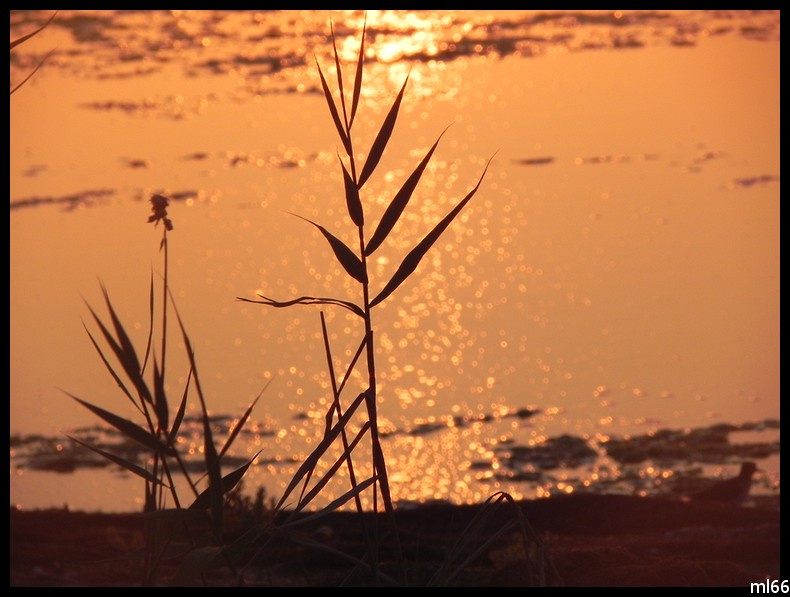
[{"x1": 63, "y1": 16, "x2": 558, "y2": 587}]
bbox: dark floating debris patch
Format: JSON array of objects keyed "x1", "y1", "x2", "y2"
[
  {"x1": 9, "y1": 189, "x2": 115, "y2": 211},
  {"x1": 120, "y1": 157, "x2": 149, "y2": 169},
  {"x1": 498, "y1": 433, "x2": 598, "y2": 471},
  {"x1": 575, "y1": 154, "x2": 631, "y2": 165},
  {"x1": 22, "y1": 164, "x2": 47, "y2": 177},
  {"x1": 181, "y1": 151, "x2": 210, "y2": 161},
  {"x1": 728, "y1": 174, "x2": 779, "y2": 189},
  {"x1": 601, "y1": 419, "x2": 780, "y2": 465},
  {"x1": 513, "y1": 157, "x2": 555, "y2": 166},
  {"x1": 10, "y1": 413, "x2": 276, "y2": 474}
]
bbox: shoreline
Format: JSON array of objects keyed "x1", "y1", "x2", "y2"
[{"x1": 10, "y1": 493, "x2": 780, "y2": 587}]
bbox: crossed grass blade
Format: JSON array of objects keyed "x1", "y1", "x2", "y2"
[
  {"x1": 365, "y1": 124, "x2": 452, "y2": 256},
  {"x1": 189, "y1": 451, "x2": 263, "y2": 511},
  {"x1": 292, "y1": 421, "x2": 371, "y2": 514},
  {"x1": 320, "y1": 312, "x2": 365, "y2": 513},
  {"x1": 370, "y1": 153, "x2": 496, "y2": 308},
  {"x1": 275, "y1": 389, "x2": 370, "y2": 512}
]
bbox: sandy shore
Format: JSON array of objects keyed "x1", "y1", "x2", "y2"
[{"x1": 9, "y1": 493, "x2": 779, "y2": 587}]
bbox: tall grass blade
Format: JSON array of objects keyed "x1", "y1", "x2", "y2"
[
  {"x1": 315, "y1": 57, "x2": 352, "y2": 156},
  {"x1": 167, "y1": 294, "x2": 224, "y2": 532},
  {"x1": 370, "y1": 154, "x2": 495, "y2": 308},
  {"x1": 218, "y1": 382, "x2": 268, "y2": 459},
  {"x1": 287, "y1": 212, "x2": 367, "y2": 283},
  {"x1": 340, "y1": 157, "x2": 364, "y2": 226},
  {"x1": 66, "y1": 434, "x2": 167, "y2": 485},
  {"x1": 349, "y1": 14, "x2": 366, "y2": 129},
  {"x1": 141, "y1": 273, "x2": 155, "y2": 374},
  {"x1": 357, "y1": 72, "x2": 410, "y2": 189},
  {"x1": 89, "y1": 285, "x2": 155, "y2": 406},
  {"x1": 365, "y1": 125, "x2": 450, "y2": 256},
  {"x1": 66, "y1": 393, "x2": 177, "y2": 456},
  {"x1": 82, "y1": 323, "x2": 139, "y2": 412},
  {"x1": 10, "y1": 48, "x2": 55, "y2": 96},
  {"x1": 84, "y1": 300, "x2": 153, "y2": 407}
]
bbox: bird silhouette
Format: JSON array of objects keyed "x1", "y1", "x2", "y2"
[{"x1": 690, "y1": 462, "x2": 757, "y2": 506}]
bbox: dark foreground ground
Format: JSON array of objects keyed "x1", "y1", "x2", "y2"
[{"x1": 9, "y1": 494, "x2": 779, "y2": 587}]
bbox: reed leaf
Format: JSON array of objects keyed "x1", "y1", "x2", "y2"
[
  {"x1": 84, "y1": 299, "x2": 154, "y2": 408},
  {"x1": 330, "y1": 21, "x2": 348, "y2": 130},
  {"x1": 340, "y1": 156, "x2": 364, "y2": 226},
  {"x1": 87, "y1": 287, "x2": 155, "y2": 407},
  {"x1": 370, "y1": 154, "x2": 495, "y2": 308},
  {"x1": 349, "y1": 14, "x2": 366, "y2": 129},
  {"x1": 66, "y1": 393, "x2": 177, "y2": 456},
  {"x1": 237, "y1": 294, "x2": 364, "y2": 318},
  {"x1": 365, "y1": 125, "x2": 451, "y2": 256},
  {"x1": 315, "y1": 57, "x2": 352, "y2": 156},
  {"x1": 287, "y1": 212, "x2": 367, "y2": 283},
  {"x1": 82, "y1": 323, "x2": 139, "y2": 412},
  {"x1": 101, "y1": 285, "x2": 147, "y2": 385},
  {"x1": 66, "y1": 434, "x2": 167, "y2": 485},
  {"x1": 357, "y1": 72, "x2": 410, "y2": 189}
]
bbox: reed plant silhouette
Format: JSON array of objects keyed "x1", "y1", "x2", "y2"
[
  {"x1": 236, "y1": 17, "x2": 495, "y2": 581},
  {"x1": 67, "y1": 195, "x2": 263, "y2": 585},
  {"x1": 62, "y1": 16, "x2": 557, "y2": 587}
]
